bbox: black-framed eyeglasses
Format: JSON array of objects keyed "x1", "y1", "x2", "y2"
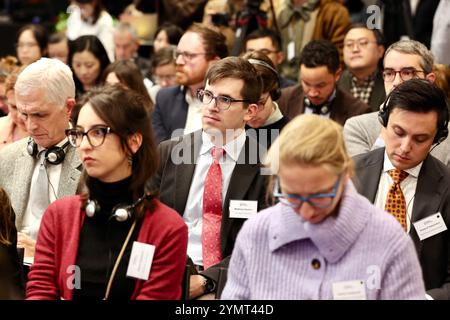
[
  {"x1": 246, "y1": 48, "x2": 279, "y2": 56},
  {"x1": 173, "y1": 50, "x2": 210, "y2": 61},
  {"x1": 382, "y1": 67, "x2": 425, "y2": 82},
  {"x1": 273, "y1": 175, "x2": 342, "y2": 209},
  {"x1": 197, "y1": 89, "x2": 250, "y2": 111},
  {"x1": 65, "y1": 126, "x2": 113, "y2": 148},
  {"x1": 343, "y1": 38, "x2": 377, "y2": 50}
]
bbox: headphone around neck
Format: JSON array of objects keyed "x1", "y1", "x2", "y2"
[
  {"x1": 85, "y1": 193, "x2": 153, "y2": 222},
  {"x1": 27, "y1": 138, "x2": 71, "y2": 165},
  {"x1": 378, "y1": 87, "x2": 449, "y2": 145},
  {"x1": 247, "y1": 58, "x2": 282, "y2": 101}
]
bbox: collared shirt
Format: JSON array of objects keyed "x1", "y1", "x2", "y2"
[
  {"x1": 350, "y1": 72, "x2": 376, "y2": 105},
  {"x1": 374, "y1": 151, "x2": 422, "y2": 233},
  {"x1": 183, "y1": 88, "x2": 203, "y2": 135},
  {"x1": 221, "y1": 182, "x2": 426, "y2": 299},
  {"x1": 22, "y1": 138, "x2": 68, "y2": 239},
  {"x1": 183, "y1": 130, "x2": 247, "y2": 266}
]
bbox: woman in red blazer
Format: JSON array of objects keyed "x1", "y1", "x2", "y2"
[{"x1": 26, "y1": 85, "x2": 188, "y2": 300}]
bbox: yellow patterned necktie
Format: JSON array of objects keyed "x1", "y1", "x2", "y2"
[{"x1": 385, "y1": 169, "x2": 409, "y2": 230}]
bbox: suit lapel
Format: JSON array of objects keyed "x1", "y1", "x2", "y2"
[
  {"x1": 221, "y1": 136, "x2": 262, "y2": 241},
  {"x1": 174, "y1": 131, "x2": 201, "y2": 214},
  {"x1": 11, "y1": 149, "x2": 35, "y2": 224},
  {"x1": 58, "y1": 146, "x2": 83, "y2": 197},
  {"x1": 355, "y1": 148, "x2": 384, "y2": 202},
  {"x1": 409, "y1": 156, "x2": 445, "y2": 255}
]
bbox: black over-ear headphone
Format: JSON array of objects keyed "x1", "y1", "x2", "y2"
[
  {"x1": 378, "y1": 85, "x2": 449, "y2": 145},
  {"x1": 85, "y1": 193, "x2": 153, "y2": 222},
  {"x1": 27, "y1": 138, "x2": 71, "y2": 165},
  {"x1": 247, "y1": 58, "x2": 281, "y2": 101},
  {"x1": 303, "y1": 96, "x2": 331, "y2": 115}
]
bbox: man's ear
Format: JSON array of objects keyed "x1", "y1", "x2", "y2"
[
  {"x1": 243, "y1": 103, "x2": 259, "y2": 122},
  {"x1": 127, "y1": 133, "x2": 143, "y2": 154},
  {"x1": 65, "y1": 98, "x2": 76, "y2": 116},
  {"x1": 426, "y1": 72, "x2": 436, "y2": 84},
  {"x1": 334, "y1": 67, "x2": 343, "y2": 82}
]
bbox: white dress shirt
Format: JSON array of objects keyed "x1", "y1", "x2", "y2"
[
  {"x1": 183, "y1": 130, "x2": 247, "y2": 266},
  {"x1": 374, "y1": 151, "x2": 422, "y2": 233},
  {"x1": 22, "y1": 139, "x2": 68, "y2": 240}
]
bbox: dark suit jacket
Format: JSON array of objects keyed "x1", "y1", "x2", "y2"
[
  {"x1": 146, "y1": 130, "x2": 269, "y2": 283},
  {"x1": 353, "y1": 148, "x2": 450, "y2": 299},
  {"x1": 337, "y1": 69, "x2": 386, "y2": 112},
  {"x1": 151, "y1": 86, "x2": 189, "y2": 143},
  {"x1": 277, "y1": 84, "x2": 371, "y2": 125}
]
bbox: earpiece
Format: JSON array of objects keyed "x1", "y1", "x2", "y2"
[
  {"x1": 247, "y1": 58, "x2": 281, "y2": 101},
  {"x1": 27, "y1": 138, "x2": 70, "y2": 165},
  {"x1": 378, "y1": 86, "x2": 449, "y2": 144},
  {"x1": 304, "y1": 96, "x2": 330, "y2": 115},
  {"x1": 85, "y1": 193, "x2": 152, "y2": 222}
]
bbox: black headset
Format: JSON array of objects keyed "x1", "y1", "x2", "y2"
[
  {"x1": 378, "y1": 85, "x2": 449, "y2": 145},
  {"x1": 85, "y1": 193, "x2": 152, "y2": 222},
  {"x1": 303, "y1": 96, "x2": 331, "y2": 115},
  {"x1": 247, "y1": 58, "x2": 281, "y2": 101},
  {"x1": 27, "y1": 138, "x2": 71, "y2": 165}
]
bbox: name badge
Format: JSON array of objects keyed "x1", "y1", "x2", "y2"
[
  {"x1": 287, "y1": 41, "x2": 295, "y2": 61},
  {"x1": 229, "y1": 200, "x2": 258, "y2": 219},
  {"x1": 332, "y1": 280, "x2": 367, "y2": 300},
  {"x1": 126, "y1": 242, "x2": 155, "y2": 280},
  {"x1": 413, "y1": 213, "x2": 447, "y2": 241}
]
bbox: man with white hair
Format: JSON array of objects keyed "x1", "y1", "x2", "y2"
[
  {"x1": 0, "y1": 58, "x2": 82, "y2": 259},
  {"x1": 113, "y1": 22, "x2": 152, "y2": 78}
]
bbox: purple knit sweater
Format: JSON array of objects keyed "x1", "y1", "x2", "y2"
[{"x1": 221, "y1": 182, "x2": 426, "y2": 300}]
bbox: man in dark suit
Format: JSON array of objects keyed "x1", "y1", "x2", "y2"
[
  {"x1": 147, "y1": 57, "x2": 269, "y2": 299},
  {"x1": 338, "y1": 24, "x2": 386, "y2": 111},
  {"x1": 353, "y1": 79, "x2": 450, "y2": 300},
  {"x1": 151, "y1": 23, "x2": 228, "y2": 143},
  {"x1": 278, "y1": 40, "x2": 371, "y2": 125}
]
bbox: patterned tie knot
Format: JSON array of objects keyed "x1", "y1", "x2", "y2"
[
  {"x1": 387, "y1": 169, "x2": 408, "y2": 185},
  {"x1": 211, "y1": 147, "x2": 224, "y2": 163}
]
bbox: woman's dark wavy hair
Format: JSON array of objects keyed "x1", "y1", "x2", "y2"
[
  {"x1": 72, "y1": 85, "x2": 158, "y2": 218},
  {"x1": 0, "y1": 188, "x2": 15, "y2": 246},
  {"x1": 68, "y1": 35, "x2": 111, "y2": 95}
]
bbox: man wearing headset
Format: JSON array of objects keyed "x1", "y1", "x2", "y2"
[
  {"x1": 0, "y1": 58, "x2": 82, "y2": 259},
  {"x1": 277, "y1": 39, "x2": 371, "y2": 125},
  {"x1": 353, "y1": 79, "x2": 450, "y2": 300},
  {"x1": 343, "y1": 39, "x2": 450, "y2": 167}
]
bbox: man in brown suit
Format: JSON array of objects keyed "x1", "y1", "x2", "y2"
[{"x1": 278, "y1": 40, "x2": 371, "y2": 125}]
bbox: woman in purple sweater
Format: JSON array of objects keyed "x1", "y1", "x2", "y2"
[{"x1": 222, "y1": 114, "x2": 426, "y2": 300}]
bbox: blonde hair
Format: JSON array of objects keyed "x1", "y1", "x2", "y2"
[{"x1": 266, "y1": 114, "x2": 353, "y2": 175}]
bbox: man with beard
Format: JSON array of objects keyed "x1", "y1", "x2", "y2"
[{"x1": 151, "y1": 23, "x2": 228, "y2": 143}]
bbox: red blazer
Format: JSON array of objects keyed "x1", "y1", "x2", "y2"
[{"x1": 26, "y1": 196, "x2": 188, "y2": 300}]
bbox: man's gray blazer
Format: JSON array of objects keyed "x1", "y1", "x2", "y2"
[
  {"x1": 0, "y1": 138, "x2": 83, "y2": 230},
  {"x1": 343, "y1": 111, "x2": 450, "y2": 167}
]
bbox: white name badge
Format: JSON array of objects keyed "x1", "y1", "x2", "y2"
[
  {"x1": 229, "y1": 200, "x2": 258, "y2": 219},
  {"x1": 287, "y1": 41, "x2": 295, "y2": 61},
  {"x1": 413, "y1": 213, "x2": 447, "y2": 241},
  {"x1": 126, "y1": 242, "x2": 155, "y2": 280},
  {"x1": 332, "y1": 280, "x2": 367, "y2": 300}
]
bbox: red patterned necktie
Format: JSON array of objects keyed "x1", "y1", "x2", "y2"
[
  {"x1": 202, "y1": 147, "x2": 224, "y2": 269},
  {"x1": 385, "y1": 169, "x2": 409, "y2": 230}
]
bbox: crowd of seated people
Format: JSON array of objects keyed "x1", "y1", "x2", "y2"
[{"x1": 0, "y1": 0, "x2": 449, "y2": 301}]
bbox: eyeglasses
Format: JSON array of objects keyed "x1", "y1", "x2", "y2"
[
  {"x1": 273, "y1": 175, "x2": 342, "y2": 209},
  {"x1": 173, "y1": 50, "x2": 210, "y2": 62},
  {"x1": 16, "y1": 42, "x2": 38, "y2": 49},
  {"x1": 382, "y1": 67, "x2": 425, "y2": 82},
  {"x1": 65, "y1": 126, "x2": 113, "y2": 148},
  {"x1": 197, "y1": 89, "x2": 250, "y2": 110},
  {"x1": 246, "y1": 48, "x2": 279, "y2": 56},
  {"x1": 343, "y1": 38, "x2": 377, "y2": 50},
  {"x1": 153, "y1": 74, "x2": 177, "y2": 84}
]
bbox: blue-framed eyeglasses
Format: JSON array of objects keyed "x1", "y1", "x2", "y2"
[{"x1": 273, "y1": 175, "x2": 342, "y2": 209}]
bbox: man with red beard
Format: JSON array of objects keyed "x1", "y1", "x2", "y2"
[{"x1": 151, "y1": 23, "x2": 228, "y2": 143}]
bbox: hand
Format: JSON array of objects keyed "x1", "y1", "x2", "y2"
[
  {"x1": 189, "y1": 275, "x2": 206, "y2": 300},
  {"x1": 17, "y1": 232, "x2": 36, "y2": 258}
]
